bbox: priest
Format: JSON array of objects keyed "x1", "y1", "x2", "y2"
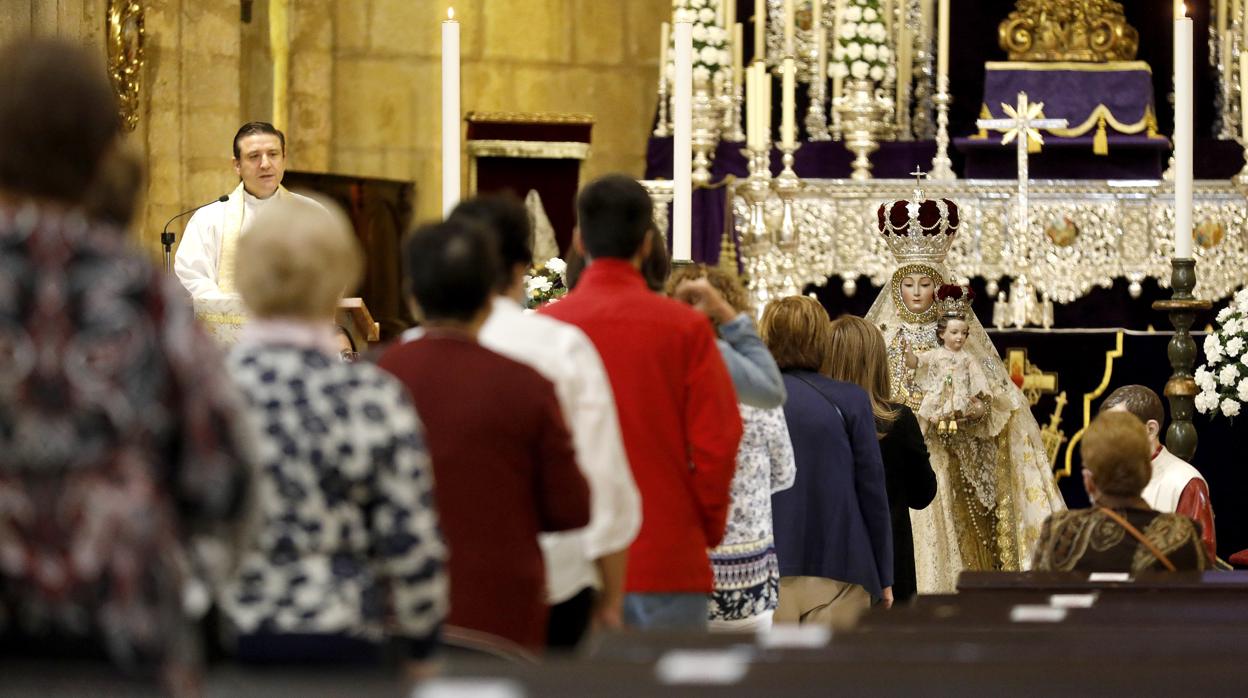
[
  {"x1": 1099, "y1": 385, "x2": 1217, "y2": 561},
  {"x1": 174, "y1": 121, "x2": 324, "y2": 298}
]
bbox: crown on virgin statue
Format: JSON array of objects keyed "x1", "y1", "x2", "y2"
[
  {"x1": 935, "y1": 283, "x2": 975, "y2": 320},
  {"x1": 875, "y1": 195, "x2": 960, "y2": 264}
]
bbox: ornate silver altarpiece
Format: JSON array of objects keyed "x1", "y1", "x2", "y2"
[{"x1": 643, "y1": 178, "x2": 1248, "y2": 305}]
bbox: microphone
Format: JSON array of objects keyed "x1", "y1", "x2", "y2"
[{"x1": 161, "y1": 194, "x2": 228, "y2": 273}]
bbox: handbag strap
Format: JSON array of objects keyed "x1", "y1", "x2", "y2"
[
  {"x1": 1097, "y1": 506, "x2": 1177, "y2": 572},
  {"x1": 792, "y1": 372, "x2": 846, "y2": 424}
]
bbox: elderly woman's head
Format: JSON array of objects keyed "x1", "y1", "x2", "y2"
[
  {"x1": 759, "y1": 296, "x2": 832, "y2": 373},
  {"x1": 1080, "y1": 410, "x2": 1152, "y2": 501},
  {"x1": 235, "y1": 197, "x2": 362, "y2": 321}
]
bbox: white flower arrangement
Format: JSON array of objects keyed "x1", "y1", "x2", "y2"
[
  {"x1": 1195, "y1": 288, "x2": 1248, "y2": 419},
  {"x1": 523, "y1": 257, "x2": 569, "y2": 309},
  {"x1": 667, "y1": 0, "x2": 730, "y2": 84},
  {"x1": 830, "y1": 0, "x2": 896, "y2": 87}
]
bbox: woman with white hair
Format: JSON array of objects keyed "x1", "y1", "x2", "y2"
[{"x1": 220, "y1": 198, "x2": 447, "y2": 668}]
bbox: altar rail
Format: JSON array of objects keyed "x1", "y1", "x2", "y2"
[{"x1": 642, "y1": 179, "x2": 1248, "y2": 303}]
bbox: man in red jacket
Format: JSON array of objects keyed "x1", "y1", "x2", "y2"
[{"x1": 543, "y1": 175, "x2": 743, "y2": 630}]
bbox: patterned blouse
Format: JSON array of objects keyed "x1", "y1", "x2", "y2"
[
  {"x1": 709, "y1": 405, "x2": 796, "y2": 623},
  {"x1": 223, "y1": 343, "x2": 446, "y2": 649},
  {"x1": 1032, "y1": 507, "x2": 1209, "y2": 573},
  {"x1": 0, "y1": 204, "x2": 252, "y2": 670}
]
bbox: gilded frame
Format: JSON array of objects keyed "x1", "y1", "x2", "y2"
[{"x1": 106, "y1": 0, "x2": 146, "y2": 131}]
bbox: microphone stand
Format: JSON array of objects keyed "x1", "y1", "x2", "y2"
[{"x1": 161, "y1": 195, "x2": 229, "y2": 274}]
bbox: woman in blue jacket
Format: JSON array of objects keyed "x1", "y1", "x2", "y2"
[{"x1": 759, "y1": 297, "x2": 894, "y2": 626}]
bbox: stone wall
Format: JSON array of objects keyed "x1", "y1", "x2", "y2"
[
  {"x1": 326, "y1": 0, "x2": 668, "y2": 225},
  {"x1": 0, "y1": 0, "x2": 669, "y2": 251}
]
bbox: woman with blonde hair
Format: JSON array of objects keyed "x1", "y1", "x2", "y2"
[
  {"x1": 667, "y1": 265, "x2": 794, "y2": 630},
  {"x1": 760, "y1": 297, "x2": 894, "y2": 626},
  {"x1": 828, "y1": 315, "x2": 936, "y2": 603}
]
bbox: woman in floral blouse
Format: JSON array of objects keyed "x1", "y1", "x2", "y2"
[
  {"x1": 221, "y1": 199, "x2": 446, "y2": 667},
  {"x1": 668, "y1": 267, "x2": 796, "y2": 630}
]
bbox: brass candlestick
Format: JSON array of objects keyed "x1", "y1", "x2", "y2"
[{"x1": 1152, "y1": 258, "x2": 1212, "y2": 461}]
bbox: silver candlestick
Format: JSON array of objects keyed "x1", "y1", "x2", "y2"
[
  {"x1": 653, "y1": 74, "x2": 671, "y2": 138},
  {"x1": 930, "y1": 74, "x2": 955, "y2": 180},
  {"x1": 739, "y1": 146, "x2": 773, "y2": 256},
  {"x1": 772, "y1": 141, "x2": 801, "y2": 254},
  {"x1": 725, "y1": 80, "x2": 746, "y2": 142},
  {"x1": 805, "y1": 75, "x2": 831, "y2": 141}
]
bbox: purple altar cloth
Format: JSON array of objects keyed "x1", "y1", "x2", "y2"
[
  {"x1": 961, "y1": 62, "x2": 1171, "y2": 180},
  {"x1": 981, "y1": 61, "x2": 1158, "y2": 132},
  {"x1": 955, "y1": 135, "x2": 1167, "y2": 179}
]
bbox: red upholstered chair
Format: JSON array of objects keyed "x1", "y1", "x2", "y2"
[
  {"x1": 1230, "y1": 549, "x2": 1248, "y2": 568},
  {"x1": 466, "y1": 112, "x2": 593, "y2": 257}
]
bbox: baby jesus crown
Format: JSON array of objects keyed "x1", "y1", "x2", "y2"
[
  {"x1": 935, "y1": 283, "x2": 975, "y2": 319},
  {"x1": 876, "y1": 168, "x2": 960, "y2": 264}
]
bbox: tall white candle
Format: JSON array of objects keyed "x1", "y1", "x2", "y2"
[
  {"x1": 784, "y1": 0, "x2": 795, "y2": 55},
  {"x1": 758, "y1": 62, "x2": 769, "y2": 149},
  {"x1": 733, "y1": 22, "x2": 744, "y2": 99},
  {"x1": 815, "y1": 25, "x2": 827, "y2": 92},
  {"x1": 1174, "y1": 1, "x2": 1194, "y2": 259},
  {"x1": 754, "y1": 62, "x2": 765, "y2": 149},
  {"x1": 781, "y1": 56, "x2": 796, "y2": 147},
  {"x1": 746, "y1": 62, "x2": 757, "y2": 148},
  {"x1": 726, "y1": 0, "x2": 736, "y2": 28},
  {"x1": 754, "y1": 0, "x2": 766, "y2": 59},
  {"x1": 1240, "y1": 51, "x2": 1248, "y2": 139},
  {"x1": 897, "y1": 22, "x2": 911, "y2": 124},
  {"x1": 441, "y1": 7, "x2": 460, "y2": 217},
  {"x1": 832, "y1": 0, "x2": 845, "y2": 106},
  {"x1": 660, "y1": 21, "x2": 670, "y2": 75},
  {"x1": 813, "y1": 0, "x2": 822, "y2": 29},
  {"x1": 937, "y1": 0, "x2": 950, "y2": 84},
  {"x1": 673, "y1": 18, "x2": 694, "y2": 262}
]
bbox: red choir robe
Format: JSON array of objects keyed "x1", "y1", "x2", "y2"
[{"x1": 1144, "y1": 446, "x2": 1217, "y2": 561}]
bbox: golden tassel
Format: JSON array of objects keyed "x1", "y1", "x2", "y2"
[
  {"x1": 972, "y1": 104, "x2": 992, "y2": 139},
  {"x1": 1093, "y1": 114, "x2": 1108, "y2": 156}
]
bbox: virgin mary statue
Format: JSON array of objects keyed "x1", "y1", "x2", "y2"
[{"x1": 863, "y1": 191, "x2": 1065, "y2": 593}]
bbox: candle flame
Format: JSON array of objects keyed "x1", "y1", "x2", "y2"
[
  {"x1": 1176, "y1": 1, "x2": 1186, "y2": 18},
  {"x1": 447, "y1": 6, "x2": 454, "y2": 20}
]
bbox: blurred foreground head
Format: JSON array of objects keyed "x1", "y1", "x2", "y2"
[{"x1": 0, "y1": 38, "x2": 122, "y2": 206}]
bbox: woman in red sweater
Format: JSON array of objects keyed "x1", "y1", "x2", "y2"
[{"x1": 380, "y1": 220, "x2": 590, "y2": 652}]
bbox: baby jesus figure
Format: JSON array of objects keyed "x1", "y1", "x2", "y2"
[{"x1": 906, "y1": 286, "x2": 991, "y2": 436}]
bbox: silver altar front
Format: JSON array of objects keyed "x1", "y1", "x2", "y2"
[{"x1": 643, "y1": 178, "x2": 1248, "y2": 305}]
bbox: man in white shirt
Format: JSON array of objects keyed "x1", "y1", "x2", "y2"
[
  {"x1": 451, "y1": 196, "x2": 641, "y2": 649},
  {"x1": 174, "y1": 121, "x2": 323, "y2": 298}
]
